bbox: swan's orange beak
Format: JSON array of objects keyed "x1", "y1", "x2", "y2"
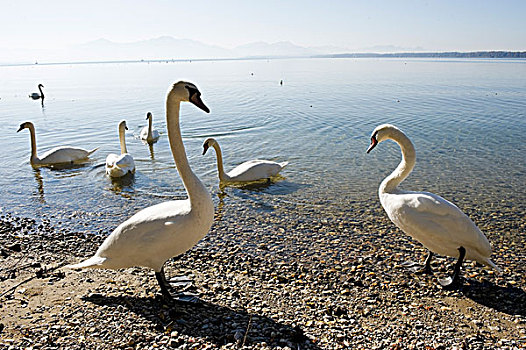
[
  {"x1": 367, "y1": 136, "x2": 378, "y2": 153},
  {"x1": 190, "y1": 93, "x2": 210, "y2": 113},
  {"x1": 202, "y1": 144, "x2": 209, "y2": 155}
]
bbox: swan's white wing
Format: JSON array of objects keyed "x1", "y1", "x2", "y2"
[
  {"x1": 151, "y1": 129, "x2": 160, "y2": 140},
  {"x1": 90, "y1": 200, "x2": 204, "y2": 270},
  {"x1": 106, "y1": 153, "x2": 135, "y2": 177},
  {"x1": 39, "y1": 146, "x2": 90, "y2": 164},
  {"x1": 115, "y1": 154, "x2": 135, "y2": 169},
  {"x1": 105, "y1": 153, "x2": 119, "y2": 167},
  {"x1": 384, "y1": 191, "x2": 492, "y2": 260},
  {"x1": 227, "y1": 160, "x2": 283, "y2": 182},
  {"x1": 139, "y1": 126, "x2": 149, "y2": 139},
  {"x1": 140, "y1": 127, "x2": 160, "y2": 142}
]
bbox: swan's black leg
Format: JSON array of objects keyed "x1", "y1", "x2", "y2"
[
  {"x1": 439, "y1": 246, "x2": 466, "y2": 289},
  {"x1": 155, "y1": 266, "x2": 175, "y2": 301},
  {"x1": 155, "y1": 265, "x2": 200, "y2": 304},
  {"x1": 423, "y1": 250, "x2": 434, "y2": 274}
]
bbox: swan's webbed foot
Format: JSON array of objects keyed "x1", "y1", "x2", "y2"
[
  {"x1": 402, "y1": 251, "x2": 434, "y2": 274},
  {"x1": 438, "y1": 246, "x2": 466, "y2": 290},
  {"x1": 155, "y1": 267, "x2": 200, "y2": 304}
]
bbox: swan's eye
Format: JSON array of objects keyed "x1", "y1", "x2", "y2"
[{"x1": 185, "y1": 86, "x2": 199, "y2": 98}]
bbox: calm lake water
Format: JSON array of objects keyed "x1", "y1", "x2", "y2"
[{"x1": 0, "y1": 58, "x2": 525, "y2": 234}]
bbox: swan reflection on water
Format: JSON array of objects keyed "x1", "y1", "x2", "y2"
[
  {"x1": 108, "y1": 172, "x2": 136, "y2": 197},
  {"x1": 148, "y1": 143, "x2": 155, "y2": 160},
  {"x1": 32, "y1": 168, "x2": 45, "y2": 203}
]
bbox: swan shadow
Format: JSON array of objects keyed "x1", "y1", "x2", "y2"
[
  {"x1": 461, "y1": 279, "x2": 526, "y2": 316},
  {"x1": 221, "y1": 178, "x2": 310, "y2": 196},
  {"x1": 82, "y1": 294, "x2": 319, "y2": 349},
  {"x1": 216, "y1": 181, "x2": 311, "y2": 213}
]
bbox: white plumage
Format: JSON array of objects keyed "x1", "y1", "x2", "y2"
[
  {"x1": 202, "y1": 137, "x2": 288, "y2": 183},
  {"x1": 140, "y1": 112, "x2": 160, "y2": 144},
  {"x1": 68, "y1": 81, "x2": 214, "y2": 299},
  {"x1": 367, "y1": 124, "x2": 499, "y2": 285},
  {"x1": 17, "y1": 121, "x2": 97, "y2": 166},
  {"x1": 105, "y1": 120, "x2": 135, "y2": 178}
]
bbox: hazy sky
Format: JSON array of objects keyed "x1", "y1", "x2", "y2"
[{"x1": 2, "y1": 0, "x2": 525, "y2": 51}]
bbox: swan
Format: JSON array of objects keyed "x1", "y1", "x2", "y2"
[
  {"x1": 366, "y1": 124, "x2": 500, "y2": 288},
  {"x1": 202, "y1": 137, "x2": 288, "y2": 183},
  {"x1": 105, "y1": 120, "x2": 136, "y2": 178},
  {"x1": 67, "y1": 81, "x2": 214, "y2": 300},
  {"x1": 140, "y1": 112, "x2": 160, "y2": 144},
  {"x1": 29, "y1": 84, "x2": 44, "y2": 100},
  {"x1": 17, "y1": 121, "x2": 98, "y2": 166}
]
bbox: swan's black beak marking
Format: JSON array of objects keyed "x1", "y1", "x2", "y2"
[
  {"x1": 17, "y1": 124, "x2": 24, "y2": 132},
  {"x1": 186, "y1": 86, "x2": 210, "y2": 113},
  {"x1": 190, "y1": 93, "x2": 210, "y2": 113},
  {"x1": 202, "y1": 143, "x2": 209, "y2": 155},
  {"x1": 125, "y1": 126, "x2": 128, "y2": 131},
  {"x1": 367, "y1": 135, "x2": 378, "y2": 153}
]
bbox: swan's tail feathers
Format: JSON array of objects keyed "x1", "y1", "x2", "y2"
[
  {"x1": 66, "y1": 256, "x2": 106, "y2": 270},
  {"x1": 87, "y1": 147, "x2": 99, "y2": 156},
  {"x1": 279, "y1": 161, "x2": 289, "y2": 169}
]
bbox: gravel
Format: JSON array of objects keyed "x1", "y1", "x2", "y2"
[{"x1": 0, "y1": 194, "x2": 524, "y2": 349}]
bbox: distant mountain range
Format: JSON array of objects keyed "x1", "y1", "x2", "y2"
[
  {"x1": 1, "y1": 36, "x2": 525, "y2": 64},
  {"x1": 73, "y1": 37, "x2": 345, "y2": 60}
]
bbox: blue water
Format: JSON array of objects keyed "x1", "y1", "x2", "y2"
[{"x1": 0, "y1": 58, "x2": 525, "y2": 233}]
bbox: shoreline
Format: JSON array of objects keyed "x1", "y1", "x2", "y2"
[{"x1": 1, "y1": 202, "x2": 525, "y2": 349}]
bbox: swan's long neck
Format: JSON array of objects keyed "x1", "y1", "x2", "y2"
[
  {"x1": 38, "y1": 86, "x2": 44, "y2": 99},
  {"x1": 119, "y1": 125, "x2": 128, "y2": 154},
  {"x1": 147, "y1": 117, "x2": 153, "y2": 139},
  {"x1": 379, "y1": 129, "x2": 416, "y2": 194},
  {"x1": 211, "y1": 143, "x2": 229, "y2": 182},
  {"x1": 27, "y1": 123, "x2": 39, "y2": 162},
  {"x1": 166, "y1": 99, "x2": 209, "y2": 202}
]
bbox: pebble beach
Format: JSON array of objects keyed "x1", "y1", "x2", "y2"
[{"x1": 1, "y1": 191, "x2": 524, "y2": 349}]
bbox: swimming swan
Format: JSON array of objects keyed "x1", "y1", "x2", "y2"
[
  {"x1": 68, "y1": 81, "x2": 214, "y2": 300},
  {"x1": 140, "y1": 112, "x2": 160, "y2": 144},
  {"x1": 202, "y1": 137, "x2": 288, "y2": 183},
  {"x1": 29, "y1": 84, "x2": 44, "y2": 100},
  {"x1": 17, "y1": 121, "x2": 98, "y2": 166},
  {"x1": 366, "y1": 124, "x2": 499, "y2": 288},
  {"x1": 105, "y1": 120, "x2": 135, "y2": 178}
]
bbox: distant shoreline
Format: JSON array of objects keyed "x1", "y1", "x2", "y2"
[
  {"x1": 1, "y1": 51, "x2": 525, "y2": 67},
  {"x1": 314, "y1": 51, "x2": 526, "y2": 59}
]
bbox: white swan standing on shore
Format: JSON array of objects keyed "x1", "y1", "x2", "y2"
[
  {"x1": 29, "y1": 84, "x2": 44, "y2": 100},
  {"x1": 366, "y1": 124, "x2": 500, "y2": 288},
  {"x1": 17, "y1": 121, "x2": 98, "y2": 166},
  {"x1": 140, "y1": 112, "x2": 160, "y2": 144},
  {"x1": 68, "y1": 81, "x2": 214, "y2": 300},
  {"x1": 105, "y1": 120, "x2": 135, "y2": 178},
  {"x1": 202, "y1": 137, "x2": 288, "y2": 183}
]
